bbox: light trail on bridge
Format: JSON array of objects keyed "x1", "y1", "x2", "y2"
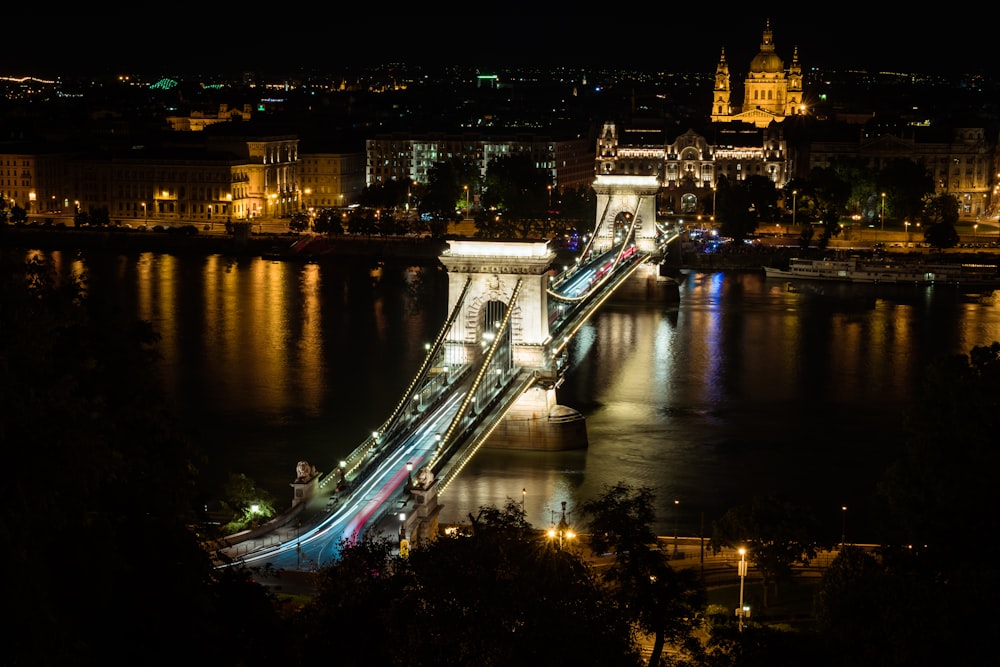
[
  {"x1": 224, "y1": 387, "x2": 470, "y2": 569},
  {"x1": 215, "y1": 234, "x2": 669, "y2": 571}
]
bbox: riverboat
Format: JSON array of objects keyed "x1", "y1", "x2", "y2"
[{"x1": 763, "y1": 257, "x2": 1000, "y2": 286}]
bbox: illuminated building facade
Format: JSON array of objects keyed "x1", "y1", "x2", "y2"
[
  {"x1": 597, "y1": 120, "x2": 790, "y2": 217},
  {"x1": 365, "y1": 132, "x2": 594, "y2": 194},
  {"x1": 711, "y1": 19, "x2": 805, "y2": 127},
  {"x1": 807, "y1": 125, "x2": 995, "y2": 219},
  {"x1": 298, "y1": 151, "x2": 366, "y2": 211}
]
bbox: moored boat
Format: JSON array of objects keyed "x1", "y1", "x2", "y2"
[{"x1": 763, "y1": 257, "x2": 1000, "y2": 286}]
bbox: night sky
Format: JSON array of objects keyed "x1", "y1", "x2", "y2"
[{"x1": 2, "y1": 13, "x2": 993, "y2": 77}]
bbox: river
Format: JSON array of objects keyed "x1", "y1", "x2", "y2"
[{"x1": 22, "y1": 246, "x2": 1000, "y2": 543}]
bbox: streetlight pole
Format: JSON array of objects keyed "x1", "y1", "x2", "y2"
[
  {"x1": 881, "y1": 192, "x2": 886, "y2": 239},
  {"x1": 737, "y1": 547, "x2": 749, "y2": 632},
  {"x1": 791, "y1": 189, "x2": 797, "y2": 232},
  {"x1": 841, "y1": 505, "x2": 848, "y2": 547},
  {"x1": 673, "y1": 499, "x2": 680, "y2": 556},
  {"x1": 522, "y1": 488, "x2": 526, "y2": 513}
]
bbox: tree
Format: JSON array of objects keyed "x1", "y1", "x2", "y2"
[
  {"x1": 920, "y1": 193, "x2": 960, "y2": 248},
  {"x1": 558, "y1": 184, "x2": 597, "y2": 230},
  {"x1": 814, "y1": 545, "x2": 904, "y2": 665},
  {"x1": 422, "y1": 157, "x2": 478, "y2": 222},
  {"x1": 220, "y1": 472, "x2": 278, "y2": 534},
  {"x1": 312, "y1": 207, "x2": 343, "y2": 235},
  {"x1": 828, "y1": 157, "x2": 877, "y2": 221},
  {"x1": 877, "y1": 342, "x2": 1000, "y2": 565},
  {"x1": 296, "y1": 502, "x2": 641, "y2": 666},
  {"x1": 580, "y1": 482, "x2": 707, "y2": 666},
  {"x1": 9, "y1": 203, "x2": 27, "y2": 224},
  {"x1": 289, "y1": 211, "x2": 310, "y2": 233},
  {"x1": 481, "y1": 153, "x2": 551, "y2": 238},
  {"x1": 743, "y1": 174, "x2": 779, "y2": 224},
  {"x1": 89, "y1": 205, "x2": 111, "y2": 226},
  {"x1": 296, "y1": 532, "x2": 406, "y2": 665},
  {"x1": 716, "y1": 175, "x2": 758, "y2": 241},
  {"x1": 0, "y1": 251, "x2": 285, "y2": 666},
  {"x1": 709, "y1": 493, "x2": 825, "y2": 608},
  {"x1": 878, "y1": 158, "x2": 934, "y2": 224},
  {"x1": 808, "y1": 165, "x2": 851, "y2": 220}
]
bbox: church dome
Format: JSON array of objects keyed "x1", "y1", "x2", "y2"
[
  {"x1": 749, "y1": 50, "x2": 784, "y2": 73},
  {"x1": 748, "y1": 20, "x2": 784, "y2": 73}
]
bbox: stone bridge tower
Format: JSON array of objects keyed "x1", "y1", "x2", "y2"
[
  {"x1": 437, "y1": 239, "x2": 587, "y2": 451},
  {"x1": 594, "y1": 122, "x2": 662, "y2": 254}
]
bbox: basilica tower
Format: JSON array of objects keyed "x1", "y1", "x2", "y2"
[{"x1": 711, "y1": 48, "x2": 732, "y2": 123}]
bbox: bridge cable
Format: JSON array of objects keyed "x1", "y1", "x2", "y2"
[
  {"x1": 335, "y1": 276, "x2": 473, "y2": 484},
  {"x1": 431, "y1": 277, "x2": 524, "y2": 475},
  {"x1": 377, "y1": 276, "x2": 473, "y2": 447}
]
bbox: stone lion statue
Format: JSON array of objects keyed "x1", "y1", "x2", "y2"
[
  {"x1": 294, "y1": 460, "x2": 316, "y2": 483},
  {"x1": 416, "y1": 465, "x2": 434, "y2": 489}
]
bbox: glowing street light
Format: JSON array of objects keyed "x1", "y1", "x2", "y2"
[
  {"x1": 791, "y1": 189, "x2": 797, "y2": 230},
  {"x1": 673, "y1": 499, "x2": 680, "y2": 556},
  {"x1": 841, "y1": 505, "x2": 848, "y2": 547},
  {"x1": 881, "y1": 192, "x2": 886, "y2": 239},
  {"x1": 736, "y1": 547, "x2": 750, "y2": 631},
  {"x1": 547, "y1": 501, "x2": 574, "y2": 549}
]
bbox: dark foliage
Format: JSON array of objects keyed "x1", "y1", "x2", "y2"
[{"x1": 0, "y1": 251, "x2": 287, "y2": 666}]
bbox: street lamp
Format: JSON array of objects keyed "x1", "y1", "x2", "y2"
[
  {"x1": 791, "y1": 189, "x2": 797, "y2": 230},
  {"x1": 881, "y1": 192, "x2": 886, "y2": 239},
  {"x1": 548, "y1": 501, "x2": 574, "y2": 549},
  {"x1": 974, "y1": 223, "x2": 978, "y2": 242},
  {"x1": 737, "y1": 547, "x2": 750, "y2": 631},
  {"x1": 673, "y1": 499, "x2": 680, "y2": 556},
  {"x1": 463, "y1": 185, "x2": 469, "y2": 218},
  {"x1": 406, "y1": 461, "x2": 413, "y2": 487},
  {"x1": 841, "y1": 505, "x2": 848, "y2": 547},
  {"x1": 522, "y1": 487, "x2": 526, "y2": 512}
]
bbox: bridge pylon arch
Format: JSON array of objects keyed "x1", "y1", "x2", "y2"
[
  {"x1": 438, "y1": 238, "x2": 587, "y2": 452},
  {"x1": 591, "y1": 174, "x2": 661, "y2": 254}
]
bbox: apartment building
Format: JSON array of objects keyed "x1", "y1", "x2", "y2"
[{"x1": 366, "y1": 131, "x2": 594, "y2": 194}]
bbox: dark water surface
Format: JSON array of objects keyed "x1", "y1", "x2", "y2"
[{"x1": 27, "y1": 249, "x2": 1000, "y2": 543}]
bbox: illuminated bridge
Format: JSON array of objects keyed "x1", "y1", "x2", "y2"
[{"x1": 215, "y1": 175, "x2": 681, "y2": 569}]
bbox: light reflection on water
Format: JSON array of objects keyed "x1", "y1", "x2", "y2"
[{"x1": 24, "y1": 250, "x2": 1000, "y2": 542}]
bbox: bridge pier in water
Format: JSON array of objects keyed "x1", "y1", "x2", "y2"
[{"x1": 485, "y1": 382, "x2": 588, "y2": 451}]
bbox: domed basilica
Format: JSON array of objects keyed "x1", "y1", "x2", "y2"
[{"x1": 710, "y1": 19, "x2": 805, "y2": 127}]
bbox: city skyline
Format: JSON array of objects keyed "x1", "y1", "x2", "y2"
[{"x1": 2, "y1": 14, "x2": 994, "y2": 78}]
